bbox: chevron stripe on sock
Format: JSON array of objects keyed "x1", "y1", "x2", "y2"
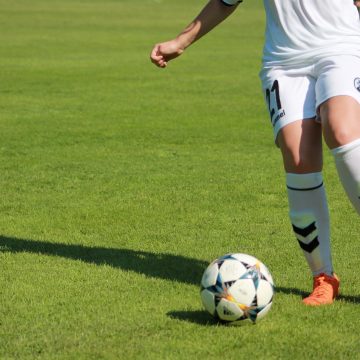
[{"x1": 297, "y1": 236, "x2": 320, "y2": 253}]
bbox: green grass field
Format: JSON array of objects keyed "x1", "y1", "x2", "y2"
[{"x1": 1, "y1": 0, "x2": 360, "y2": 359}]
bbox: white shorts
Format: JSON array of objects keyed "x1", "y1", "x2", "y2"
[{"x1": 260, "y1": 55, "x2": 360, "y2": 141}]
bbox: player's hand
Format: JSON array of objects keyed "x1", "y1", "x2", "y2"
[
  {"x1": 355, "y1": 0, "x2": 360, "y2": 8},
  {"x1": 150, "y1": 39, "x2": 185, "y2": 68}
]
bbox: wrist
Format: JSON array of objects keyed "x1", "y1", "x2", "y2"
[{"x1": 173, "y1": 36, "x2": 189, "y2": 52}]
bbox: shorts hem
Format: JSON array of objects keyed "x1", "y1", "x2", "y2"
[{"x1": 316, "y1": 92, "x2": 360, "y2": 109}]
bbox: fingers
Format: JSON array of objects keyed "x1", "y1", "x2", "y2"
[
  {"x1": 150, "y1": 44, "x2": 168, "y2": 68},
  {"x1": 150, "y1": 40, "x2": 183, "y2": 68}
]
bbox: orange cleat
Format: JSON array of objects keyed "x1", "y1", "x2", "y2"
[{"x1": 302, "y1": 273, "x2": 340, "y2": 306}]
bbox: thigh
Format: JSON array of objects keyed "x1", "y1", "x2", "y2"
[
  {"x1": 320, "y1": 96, "x2": 360, "y2": 149},
  {"x1": 319, "y1": 95, "x2": 360, "y2": 149},
  {"x1": 316, "y1": 55, "x2": 360, "y2": 148},
  {"x1": 277, "y1": 119, "x2": 323, "y2": 174}
]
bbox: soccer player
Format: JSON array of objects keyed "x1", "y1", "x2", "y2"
[{"x1": 150, "y1": 0, "x2": 360, "y2": 306}]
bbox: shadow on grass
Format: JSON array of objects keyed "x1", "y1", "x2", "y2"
[
  {"x1": 167, "y1": 310, "x2": 260, "y2": 327},
  {"x1": 1, "y1": 235, "x2": 360, "y2": 304},
  {"x1": 167, "y1": 310, "x2": 220, "y2": 326},
  {"x1": 0, "y1": 235, "x2": 206, "y2": 286}
]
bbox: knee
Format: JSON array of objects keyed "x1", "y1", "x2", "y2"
[
  {"x1": 323, "y1": 124, "x2": 355, "y2": 149},
  {"x1": 280, "y1": 141, "x2": 322, "y2": 173},
  {"x1": 277, "y1": 119, "x2": 323, "y2": 173},
  {"x1": 284, "y1": 152, "x2": 320, "y2": 173},
  {"x1": 322, "y1": 110, "x2": 353, "y2": 148}
]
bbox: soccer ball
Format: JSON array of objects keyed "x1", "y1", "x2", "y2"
[{"x1": 200, "y1": 253, "x2": 274, "y2": 324}]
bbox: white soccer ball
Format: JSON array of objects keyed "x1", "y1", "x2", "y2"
[{"x1": 200, "y1": 253, "x2": 275, "y2": 324}]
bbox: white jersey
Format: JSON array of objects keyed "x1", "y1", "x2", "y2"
[{"x1": 262, "y1": 0, "x2": 360, "y2": 66}]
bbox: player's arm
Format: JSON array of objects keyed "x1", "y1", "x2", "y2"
[{"x1": 150, "y1": 0, "x2": 242, "y2": 68}]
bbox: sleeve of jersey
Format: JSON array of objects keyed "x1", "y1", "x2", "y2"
[{"x1": 220, "y1": 0, "x2": 243, "y2": 6}]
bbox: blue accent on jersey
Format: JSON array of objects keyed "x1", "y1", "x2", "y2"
[{"x1": 220, "y1": 0, "x2": 242, "y2": 7}]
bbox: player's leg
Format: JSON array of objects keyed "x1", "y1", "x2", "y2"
[
  {"x1": 320, "y1": 96, "x2": 360, "y2": 214},
  {"x1": 277, "y1": 120, "x2": 340, "y2": 305},
  {"x1": 316, "y1": 55, "x2": 360, "y2": 215},
  {"x1": 277, "y1": 120, "x2": 334, "y2": 277},
  {"x1": 262, "y1": 67, "x2": 338, "y2": 305}
]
